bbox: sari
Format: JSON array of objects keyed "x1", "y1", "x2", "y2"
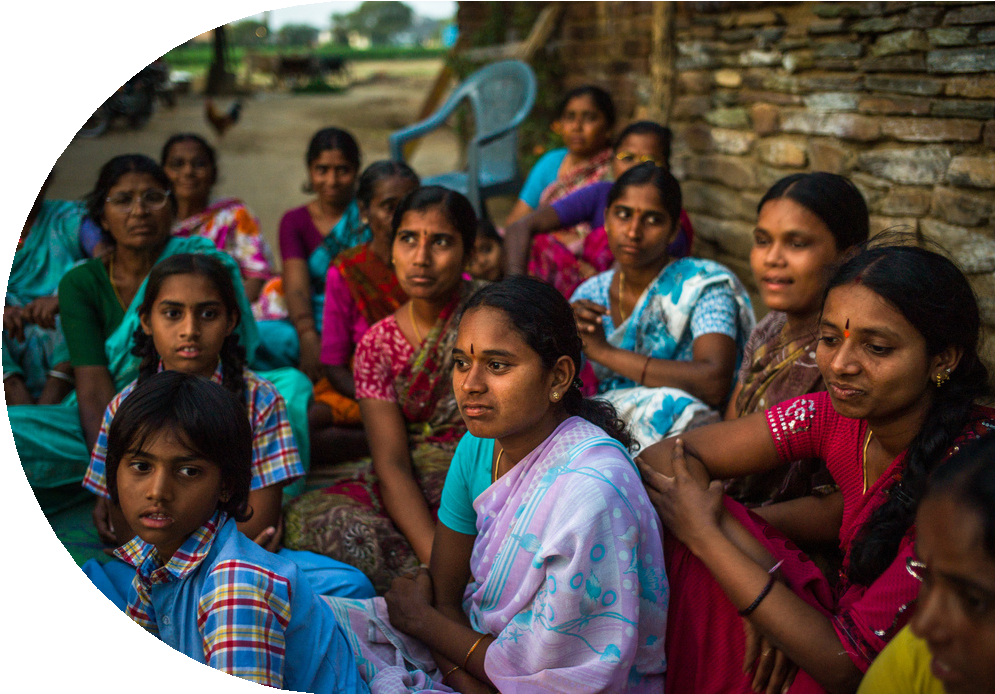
[
  {"x1": 665, "y1": 392, "x2": 995, "y2": 693},
  {"x1": 10, "y1": 236, "x2": 312, "y2": 501},
  {"x1": 3, "y1": 200, "x2": 86, "y2": 396},
  {"x1": 527, "y1": 148, "x2": 613, "y2": 295},
  {"x1": 255, "y1": 202, "x2": 367, "y2": 369},
  {"x1": 283, "y1": 282, "x2": 480, "y2": 593},
  {"x1": 322, "y1": 417, "x2": 668, "y2": 693},
  {"x1": 313, "y1": 243, "x2": 408, "y2": 425},
  {"x1": 573, "y1": 257, "x2": 755, "y2": 449},
  {"x1": 725, "y1": 311, "x2": 837, "y2": 506}
]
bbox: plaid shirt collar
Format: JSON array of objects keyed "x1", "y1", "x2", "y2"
[
  {"x1": 155, "y1": 360, "x2": 224, "y2": 384},
  {"x1": 115, "y1": 511, "x2": 227, "y2": 586}
]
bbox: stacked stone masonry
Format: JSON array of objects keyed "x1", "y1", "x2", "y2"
[{"x1": 458, "y1": 1, "x2": 995, "y2": 380}]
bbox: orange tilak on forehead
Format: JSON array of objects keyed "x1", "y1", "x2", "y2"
[{"x1": 844, "y1": 318, "x2": 850, "y2": 338}]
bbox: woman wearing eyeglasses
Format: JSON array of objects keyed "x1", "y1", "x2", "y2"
[
  {"x1": 9, "y1": 154, "x2": 255, "y2": 499},
  {"x1": 504, "y1": 121, "x2": 695, "y2": 297},
  {"x1": 637, "y1": 240, "x2": 994, "y2": 693}
]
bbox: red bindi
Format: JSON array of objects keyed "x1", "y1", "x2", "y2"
[{"x1": 844, "y1": 318, "x2": 850, "y2": 339}]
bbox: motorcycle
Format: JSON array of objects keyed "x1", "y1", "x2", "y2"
[{"x1": 77, "y1": 60, "x2": 174, "y2": 138}]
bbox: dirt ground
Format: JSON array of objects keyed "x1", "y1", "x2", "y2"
[{"x1": 46, "y1": 59, "x2": 511, "y2": 262}]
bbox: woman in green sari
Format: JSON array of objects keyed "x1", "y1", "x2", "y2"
[
  {"x1": 8, "y1": 155, "x2": 311, "y2": 506},
  {"x1": 3, "y1": 170, "x2": 87, "y2": 405}
]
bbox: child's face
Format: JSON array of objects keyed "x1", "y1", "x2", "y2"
[
  {"x1": 140, "y1": 273, "x2": 236, "y2": 378},
  {"x1": 469, "y1": 237, "x2": 505, "y2": 282},
  {"x1": 116, "y1": 428, "x2": 223, "y2": 562}
]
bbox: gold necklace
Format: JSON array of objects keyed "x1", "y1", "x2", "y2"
[
  {"x1": 408, "y1": 302, "x2": 423, "y2": 344},
  {"x1": 862, "y1": 428, "x2": 874, "y2": 494},
  {"x1": 618, "y1": 271, "x2": 629, "y2": 322},
  {"x1": 108, "y1": 254, "x2": 127, "y2": 310},
  {"x1": 491, "y1": 448, "x2": 504, "y2": 483}
]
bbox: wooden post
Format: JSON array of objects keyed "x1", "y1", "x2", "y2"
[{"x1": 650, "y1": 1, "x2": 675, "y2": 124}]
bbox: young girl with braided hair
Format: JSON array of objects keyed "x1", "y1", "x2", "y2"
[{"x1": 81, "y1": 252, "x2": 373, "y2": 605}]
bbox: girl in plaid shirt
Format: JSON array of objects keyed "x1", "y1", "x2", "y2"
[{"x1": 105, "y1": 370, "x2": 367, "y2": 692}]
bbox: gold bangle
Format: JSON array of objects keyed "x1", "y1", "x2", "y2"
[
  {"x1": 462, "y1": 634, "x2": 488, "y2": 670},
  {"x1": 443, "y1": 664, "x2": 460, "y2": 679}
]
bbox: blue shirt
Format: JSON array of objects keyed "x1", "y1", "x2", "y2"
[
  {"x1": 117, "y1": 513, "x2": 368, "y2": 693},
  {"x1": 438, "y1": 433, "x2": 495, "y2": 536},
  {"x1": 517, "y1": 148, "x2": 568, "y2": 208}
]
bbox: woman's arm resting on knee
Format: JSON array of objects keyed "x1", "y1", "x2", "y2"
[{"x1": 361, "y1": 398, "x2": 437, "y2": 564}]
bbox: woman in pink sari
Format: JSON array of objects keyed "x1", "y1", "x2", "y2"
[
  {"x1": 323, "y1": 276, "x2": 668, "y2": 693},
  {"x1": 638, "y1": 240, "x2": 995, "y2": 694}
]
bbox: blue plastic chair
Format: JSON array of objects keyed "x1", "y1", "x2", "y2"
[{"x1": 389, "y1": 60, "x2": 537, "y2": 218}]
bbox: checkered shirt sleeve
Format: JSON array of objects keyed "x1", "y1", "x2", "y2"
[
  {"x1": 81, "y1": 384, "x2": 134, "y2": 498},
  {"x1": 244, "y1": 372, "x2": 305, "y2": 490},
  {"x1": 198, "y1": 559, "x2": 292, "y2": 687}
]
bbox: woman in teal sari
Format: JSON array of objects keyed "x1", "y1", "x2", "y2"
[
  {"x1": 3, "y1": 170, "x2": 87, "y2": 405},
  {"x1": 571, "y1": 163, "x2": 754, "y2": 449},
  {"x1": 255, "y1": 128, "x2": 367, "y2": 378},
  {"x1": 9, "y1": 155, "x2": 311, "y2": 505}
]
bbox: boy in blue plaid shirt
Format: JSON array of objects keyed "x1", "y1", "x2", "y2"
[{"x1": 106, "y1": 370, "x2": 368, "y2": 692}]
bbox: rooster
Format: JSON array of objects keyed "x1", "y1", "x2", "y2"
[{"x1": 205, "y1": 98, "x2": 243, "y2": 137}]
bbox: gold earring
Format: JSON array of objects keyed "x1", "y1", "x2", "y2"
[
  {"x1": 551, "y1": 392, "x2": 560, "y2": 401},
  {"x1": 935, "y1": 369, "x2": 951, "y2": 387}
]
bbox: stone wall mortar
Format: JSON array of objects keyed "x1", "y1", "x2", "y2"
[{"x1": 458, "y1": 2, "x2": 995, "y2": 381}]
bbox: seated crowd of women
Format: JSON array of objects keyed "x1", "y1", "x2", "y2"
[{"x1": 5, "y1": 83, "x2": 993, "y2": 694}]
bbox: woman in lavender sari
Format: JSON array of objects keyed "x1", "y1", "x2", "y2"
[{"x1": 324, "y1": 277, "x2": 668, "y2": 693}]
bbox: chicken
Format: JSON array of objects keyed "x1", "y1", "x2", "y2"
[{"x1": 205, "y1": 98, "x2": 242, "y2": 137}]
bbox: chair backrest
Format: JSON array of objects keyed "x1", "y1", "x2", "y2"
[{"x1": 458, "y1": 60, "x2": 537, "y2": 184}]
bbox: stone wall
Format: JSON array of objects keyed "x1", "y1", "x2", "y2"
[{"x1": 457, "y1": 1, "x2": 995, "y2": 379}]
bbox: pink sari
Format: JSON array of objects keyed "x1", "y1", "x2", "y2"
[
  {"x1": 665, "y1": 392, "x2": 995, "y2": 693},
  {"x1": 323, "y1": 417, "x2": 668, "y2": 693}
]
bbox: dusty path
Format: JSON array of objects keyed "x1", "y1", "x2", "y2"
[{"x1": 47, "y1": 59, "x2": 466, "y2": 259}]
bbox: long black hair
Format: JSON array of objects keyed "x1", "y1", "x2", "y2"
[
  {"x1": 460, "y1": 276, "x2": 635, "y2": 451},
  {"x1": 925, "y1": 433, "x2": 995, "y2": 561},
  {"x1": 758, "y1": 173, "x2": 869, "y2": 253},
  {"x1": 132, "y1": 253, "x2": 248, "y2": 406},
  {"x1": 105, "y1": 370, "x2": 253, "y2": 522},
  {"x1": 834, "y1": 240, "x2": 990, "y2": 586}
]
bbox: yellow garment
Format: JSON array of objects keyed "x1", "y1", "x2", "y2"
[{"x1": 858, "y1": 625, "x2": 945, "y2": 694}]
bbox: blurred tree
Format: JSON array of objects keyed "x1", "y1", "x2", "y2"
[
  {"x1": 229, "y1": 19, "x2": 269, "y2": 47},
  {"x1": 277, "y1": 23, "x2": 319, "y2": 48},
  {"x1": 331, "y1": 1, "x2": 414, "y2": 46}
]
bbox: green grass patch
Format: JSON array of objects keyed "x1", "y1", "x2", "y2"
[{"x1": 163, "y1": 44, "x2": 446, "y2": 72}]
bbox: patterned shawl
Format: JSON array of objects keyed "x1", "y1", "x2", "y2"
[{"x1": 334, "y1": 242, "x2": 407, "y2": 326}]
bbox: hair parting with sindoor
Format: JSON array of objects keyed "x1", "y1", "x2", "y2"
[
  {"x1": 460, "y1": 276, "x2": 636, "y2": 451},
  {"x1": 832, "y1": 237, "x2": 989, "y2": 587},
  {"x1": 131, "y1": 253, "x2": 248, "y2": 406}
]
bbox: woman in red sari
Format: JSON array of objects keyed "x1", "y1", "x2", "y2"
[
  {"x1": 638, "y1": 239, "x2": 995, "y2": 694},
  {"x1": 285, "y1": 186, "x2": 483, "y2": 593}
]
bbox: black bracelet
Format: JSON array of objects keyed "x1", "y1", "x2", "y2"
[{"x1": 738, "y1": 574, "x2": 776, "y2": 617}]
